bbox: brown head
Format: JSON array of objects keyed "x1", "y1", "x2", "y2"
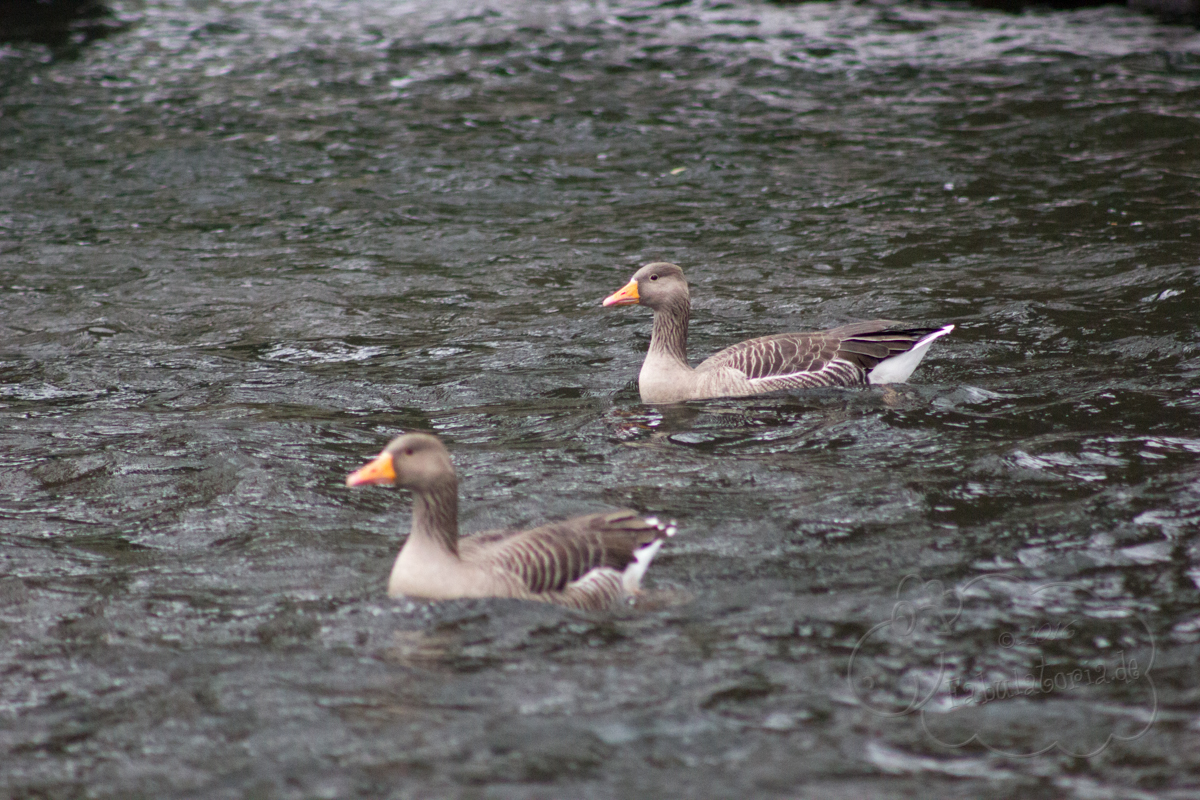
[
  {"x1": 346, "y1": 432, "x2": 456, "y2": 492},
  {"x1": 601, "y1": 262, "x2": 689, "y2": 313}
]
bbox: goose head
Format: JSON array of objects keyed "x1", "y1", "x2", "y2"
[
  {"x1": 346, "y1": 432, "x2": 456, "y2": 491},
  {"x1": 602, "y1": 262, "x2": 689, "y2": 312}
]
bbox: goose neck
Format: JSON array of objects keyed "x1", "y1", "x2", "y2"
[
  {"x1": 649, "y1": 299, "x2": 691, "y2": 367},
  {"x1": 409, "y1": 478, "x2": 460, "y2": 556}
]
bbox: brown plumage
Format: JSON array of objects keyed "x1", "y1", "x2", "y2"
[
  {"x1": 345, "y1": 432, "x2": 675, "y2": 610},
  {"x1": 602, "y1": 262, "x2": 954, "y2": 403}
]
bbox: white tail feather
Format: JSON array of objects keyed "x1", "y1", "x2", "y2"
[
  {"x1": 622, "y1": 539, "x2": 663, "y2": 594},
  {"x1": 867, "y1": 324, "x2": 954, "y2": 385},
  {"x1": 621, "y1": 517, "x2": 676, "y2": 594}
]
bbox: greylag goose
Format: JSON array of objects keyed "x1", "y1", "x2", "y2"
[
  {"x1": 603, "y1": 262, "x2": 954, "y2": 403},
  {"x1": 346, "y1": 432, "x2": 676, "y2": 610}
]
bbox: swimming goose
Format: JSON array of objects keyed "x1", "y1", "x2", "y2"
[
  {"x1": 603, "y1": 262, "x2": 954, "y2": 403},
  {"x1": 346, "y1": 432, "x2": 675, "y2": 610}
]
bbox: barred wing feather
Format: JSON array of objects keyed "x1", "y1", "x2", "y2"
[
  {"x1": 462, "y1": 510, "x2": 670, "y2": 594},
  {"x1": 696, "y1": 321, "x2": 946, "y2": 389}
]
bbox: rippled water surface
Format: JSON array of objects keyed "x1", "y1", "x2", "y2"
[{"x1": 2, "y1": 0, "x2": 1200, "y2": 796}]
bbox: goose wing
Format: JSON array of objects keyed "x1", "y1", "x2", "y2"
[
  {"x1": 461, "y1": 510, "x2": 672, "y2": 594},
  {"x1": 696, "y1": 321, "x2": 944, "y2": 390}
]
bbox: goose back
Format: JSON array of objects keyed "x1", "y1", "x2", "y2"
[
  {"x1": 463, "y1": 510, "x2": 674, "y2": 607},
  {"x1": 696, "y1": 321, "x2": 947, "y2": 392}
]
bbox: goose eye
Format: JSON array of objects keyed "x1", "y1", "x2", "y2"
[
  {"x1": 404, "y1": 448, "x2": 414, "y2": 457},
  {"x1": 650, "y1": 274, "x2": 659, "y2": 281}
]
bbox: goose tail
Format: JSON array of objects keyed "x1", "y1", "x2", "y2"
[
  {"x1": 621, "y1": 517, "x2": 677, "y2": 594},
  {"x1": 867, "y1": 324, "x2": 954, "y2": 385}
]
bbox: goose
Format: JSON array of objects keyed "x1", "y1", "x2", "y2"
[
  {"x1": 345, "y1": 432, "x2": 676, "y2": 610},
  {"x1": 602, "y1": 262, "x2": 954, "y2": 403}
]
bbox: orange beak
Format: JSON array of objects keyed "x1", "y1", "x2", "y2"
[
  {"x1": 602, "y1": 278, "x2": 640, "y2": 307},
  {"x1": 346, "y1": 451, "x2": 396, "y2": 487}
]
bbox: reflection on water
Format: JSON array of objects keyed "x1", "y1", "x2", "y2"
[{"x1": 1, "y1": 0, "x2": 1199, "y2": 797}]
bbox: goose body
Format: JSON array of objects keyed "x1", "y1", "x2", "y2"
[
  {"x1": 346, "y1": 433, "x2": 675, "y2": 610},
  {"x1": 603, "y1": 262, "x2": 954, "y2": 403}
]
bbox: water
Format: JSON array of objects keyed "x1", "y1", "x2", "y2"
[{"x1": 2, "y1": 0, "x2": 1199, "y2": 796}]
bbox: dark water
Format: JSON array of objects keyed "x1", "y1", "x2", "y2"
[{"x1": 2, "y1": 0, "x2": 1200, "y2": 796}]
